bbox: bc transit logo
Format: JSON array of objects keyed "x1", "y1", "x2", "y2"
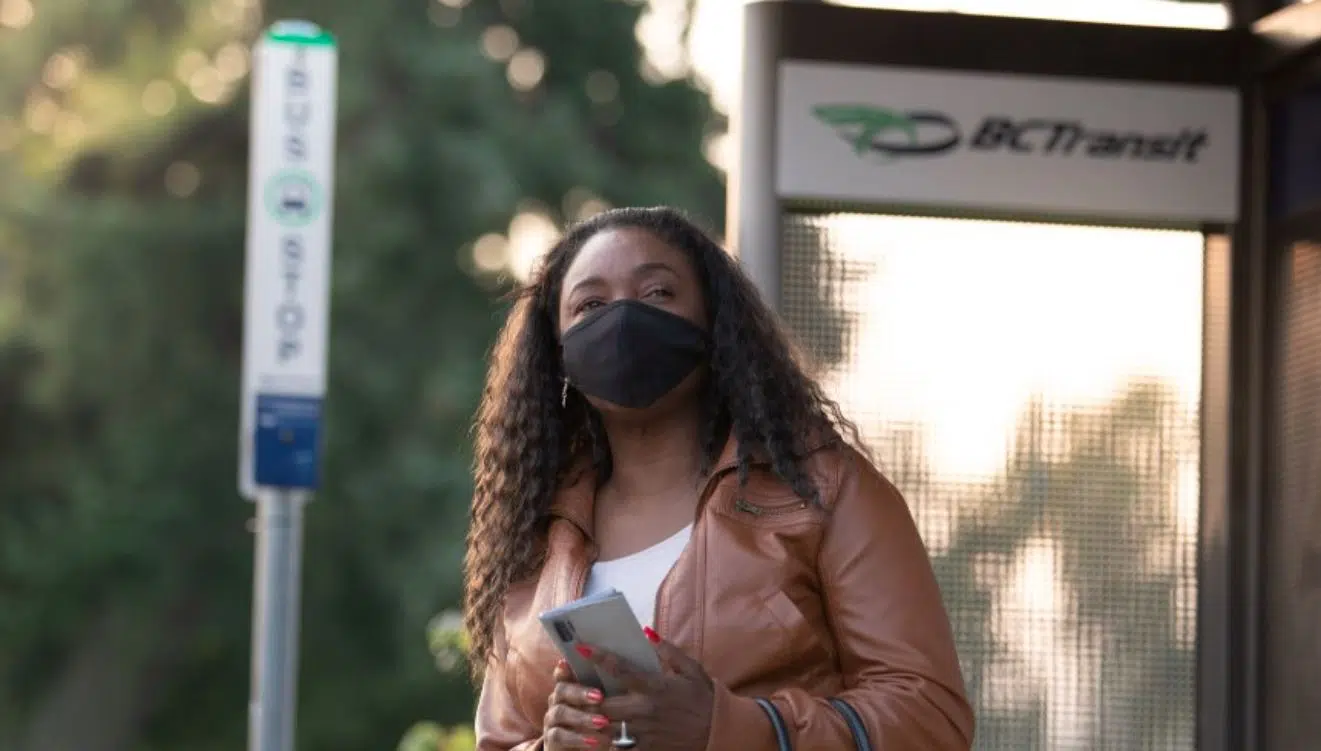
[
  {"x1": 812, "y1": 105, "x2": 962, "y2": 159},
  {"x1": 813, "y1": 104, "x2": 1211, "y2": 164}
]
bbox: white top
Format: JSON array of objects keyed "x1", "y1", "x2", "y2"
[{"x1": 583, "y1": 524, "x2": 693, "y2": 629}]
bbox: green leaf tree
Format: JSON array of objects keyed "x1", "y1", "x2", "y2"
[{"x1": 0, "y1": 1, "x2": 723, "y2": 750}]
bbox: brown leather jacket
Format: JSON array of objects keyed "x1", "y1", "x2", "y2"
[{"x1": 475, "y1": 438, "x2": 975, "y2": 750}]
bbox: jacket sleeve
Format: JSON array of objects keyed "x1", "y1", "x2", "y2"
[
  {"x1": 704, "y1": 451, "x2": 975, "y2": 751},
  {"x1": 475, "y1": 623, "x2": 545, "y2": 751}
]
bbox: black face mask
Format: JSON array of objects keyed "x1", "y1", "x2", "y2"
[{"x1": 560, "y1": 300, "x2": 709, "y2": 409}]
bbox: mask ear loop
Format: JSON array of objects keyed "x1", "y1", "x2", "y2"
[{"x1": 561, "y1": 377, "x2": 569, "y2": 408}]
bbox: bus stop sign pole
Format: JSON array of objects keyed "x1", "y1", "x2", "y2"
[{"x1": 239, "y1": 21, "x2": 338, "y2": 751}]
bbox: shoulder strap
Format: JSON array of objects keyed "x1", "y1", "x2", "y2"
[
  {"x1": 752, "y1": 695, "x2": 872, "y2": 751},
  {"x1": 754, "y1": 697, "x2": 792, "y2": 751},
  {"x1": 828, "y1": 698, "x2": 873, "y2": 751}
]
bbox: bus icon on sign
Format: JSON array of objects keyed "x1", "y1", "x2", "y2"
[
  {"x1": 264, "y1": 170, "x2": 323, "y2": 227},
  {"x1": 280, "y1": 183, "x2": 309, "y2": 214}
]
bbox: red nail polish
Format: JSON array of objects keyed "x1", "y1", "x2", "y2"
[
  {"x1": 643, "y1": 626, "x2": 660, "y2": 644},
  {"x1": 592, "y1": 715, "x2": 609, "y2": 729},
  {"x1": 587, "y1": 689, "x2": 603, "y2": 703},
  {"x1": 575, "y1": 645, "x2": 593, "y2": 658},
  {"x1": 584, "y1": 739, "x2": 599, "y2": 748}
]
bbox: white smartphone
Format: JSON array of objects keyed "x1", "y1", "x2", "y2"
[{"x1": 538, "y1": 588, "x2": 663, "y2": 696}]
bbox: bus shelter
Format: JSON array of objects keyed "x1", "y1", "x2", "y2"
[{"x1": 727, "y1": 2, "x2": 1321, "y2": 748}]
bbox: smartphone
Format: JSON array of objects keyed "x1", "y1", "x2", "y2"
[{"x1": 538, "y1": 588, "x2": 663, "y2": 696}]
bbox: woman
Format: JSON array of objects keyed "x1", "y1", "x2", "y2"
[{"x1": 465, "y1": 206, "x2": 974, "y2": 750}]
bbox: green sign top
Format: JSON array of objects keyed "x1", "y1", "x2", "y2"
[{"x1": 266, "y1": 20, "x2": 336, "y2": 47}]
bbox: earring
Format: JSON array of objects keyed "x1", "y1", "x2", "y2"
[{"x1": 561, "y1": 378, "x2": 569, "y2": 408}]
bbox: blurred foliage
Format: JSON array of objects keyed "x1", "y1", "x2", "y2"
[
  {"x1": 0, "y1": 0, "x2": 722, "y2": 749},
  {"x1": 896, "y1": 381, "x2": 1197, "y2": 749},
  {"x1": 397, "y1": 722, "x2": 476, "y2": 751}
]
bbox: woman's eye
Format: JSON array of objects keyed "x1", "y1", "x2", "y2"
[
  {"x1": 576, "y1": 300, "x2": 603, "y2": 315},
  {"x1": 644, "y1": 288, "x2": 673, "y2": 300}
]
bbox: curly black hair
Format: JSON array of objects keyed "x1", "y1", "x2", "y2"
[{"x1": 463, "y1": 206, "x2": 860, "y2": 677}]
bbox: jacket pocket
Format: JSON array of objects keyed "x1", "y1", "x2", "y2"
[
  {"x1": 711, "y1": 467, "x2": 823, "y2": 526},
  {"x1": 734, "y1": 496, "x2": 811, "y2": 517},
  {"x1": 723, "y1": 494, "x2": 820, "y2": 528}
]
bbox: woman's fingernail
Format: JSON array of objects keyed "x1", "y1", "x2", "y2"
[
  {"x1": 556, "y1": 659, "x2": 569, "y2": 669},
  {"x1": 643, "y1": 626, "x2": 661, "y2": 644},
  {"x1": 587, "y1": 689, "x2": 604, "y2": 703},
  {"x1": 584, "y1": 738, "x2": 599, "y2": 747},
  {"x1": 592, "y1": 715, "x2": 609, "y2": 729},
  {"x1": 575, "y1": 645, "x2": 593, "y2": 658}
]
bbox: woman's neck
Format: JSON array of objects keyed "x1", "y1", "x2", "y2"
[{"x1": 599, "y1": 407, "x2": 705, "y2": 503}]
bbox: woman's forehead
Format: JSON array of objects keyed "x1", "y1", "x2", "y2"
[{"x1": 562, "y1": 228, "x2": 692, "y2": 288}]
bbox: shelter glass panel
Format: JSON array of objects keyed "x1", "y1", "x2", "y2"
[{"x1": 780, "y1": 212, "x2": 1203, "y2": 750}]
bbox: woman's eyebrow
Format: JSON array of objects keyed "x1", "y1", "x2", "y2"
[{"x1": 631, "y1": 261, "x2": 678, "y2": 278}]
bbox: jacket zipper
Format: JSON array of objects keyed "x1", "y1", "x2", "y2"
[{"x1": 735, "y1": 497, "x2": 808, "y2": 516}]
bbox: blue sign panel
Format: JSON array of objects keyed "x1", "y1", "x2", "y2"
[{"x1": 254, "y1": 394, "x2": 323, "y2": 490}]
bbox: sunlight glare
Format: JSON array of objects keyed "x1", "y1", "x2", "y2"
[
  {"x1": 507, "y1": 48, "x2": 546, "y2": 91},
  {"x1": 23, "y1": 92, "x2": 57, "y2": 134},
  {"x1": 561, "y1": 188, "x2": 612, "y2": 224},
  {"x1": 828, "y1": 0, "x2": 1228, "y2": 28},
  {"x1": 686, "y1": 0, "x2": 1229, "y2": 129},
  {"x1": 188, "y1": 67, "x2": 226, "y2": 104},
  {"x1": 216, "y1": 43, "x2": 250, "y2": 83},
  {"x1": 471, "y1": 233, "x2": 509, "y2": 274},
  {"x1": 42, "y1": 51, "x2": 82, "y2": 90},
  {"x1": 636, "y1": 0, "x2": 693, "y2": 82},
  {"x1": 507, "y1": 210, "x2": 561, "y2": 282},
  {"x1": 992, "y1": 536, "x2": 1099, "y2": 745},
  {"x1": 0, "y1": 0, "x2": 33, "y2": 29},
  {"x1": 481, "y1": 26, "x2": 519, "y2": 62},
  {"x1": 142, "y1": 80, "x2": 178, "y2": 116},
  {"x1": 176, "y1": 50, "x2": 209, "y2": 83},
  {"x1": 818, "y1": 216, "x2": 1203, "y2": 480}
]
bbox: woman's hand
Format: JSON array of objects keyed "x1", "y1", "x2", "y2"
[
  {"x1": 579, "y1": 628, "x2": 716, "y2": 751},
  {"x1": 544, "y1": 659, "x2": 612, "y2": 750}
]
